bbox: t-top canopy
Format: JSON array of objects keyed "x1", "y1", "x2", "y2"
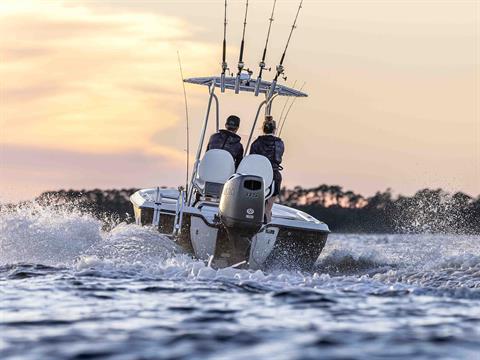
[{"x1": 184, "y1": 76, "x2": 308, "y2": 97}]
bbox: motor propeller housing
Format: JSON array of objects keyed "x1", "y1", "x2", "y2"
[{"x1": 219, "y1": 174, "x2": 265, "y2": 238}]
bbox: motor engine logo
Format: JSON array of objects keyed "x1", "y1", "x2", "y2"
[{"x1": 246, "y1": 208, "x2": 255, "y2": 215}]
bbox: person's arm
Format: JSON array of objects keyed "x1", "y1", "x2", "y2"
[{"x1": 276, "y1": 139, "x2": 285, "y2": 165}]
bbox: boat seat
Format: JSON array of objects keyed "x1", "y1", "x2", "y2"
[
  {"x1": 194, "y1": 149, "x2": 235, "y2": 198},
  {"x1": 237, "y1": 155, "x2": 274, "y2": 199}
]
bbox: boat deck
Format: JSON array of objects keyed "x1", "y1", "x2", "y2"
[{"x1": 131, "y1": 188, "x2": 330, "y2": 233}]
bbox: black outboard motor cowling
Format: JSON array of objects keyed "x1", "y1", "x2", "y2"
[{"x1": 219, "y1": 174, "x2": 265, "y2": 237}]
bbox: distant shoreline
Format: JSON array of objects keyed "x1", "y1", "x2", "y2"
[{"x1": 1, "y1": 186, "x2": 479, "y2": 235}]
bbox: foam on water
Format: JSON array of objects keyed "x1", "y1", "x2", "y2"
[
  {"x1": 1, "y1": 203, "x2": 479, "y2": 297},
  {"x1": 2, "y1": 203, "x2": 480, "y2": 359}
]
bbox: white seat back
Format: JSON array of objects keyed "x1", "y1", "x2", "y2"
[
  {"x1": 237, "y1": 155, "x2": 274, "y2": 197},
  {"x1": 196, "y1": 149, "x2": 235, "y2": 186}
]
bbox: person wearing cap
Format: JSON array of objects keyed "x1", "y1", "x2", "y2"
[
  {"x1": 206, "y1": 115, "x2": 244, "y2": 169},
  {"x1": 250, "y1": 115, "x2": 285, "y2": 222}
]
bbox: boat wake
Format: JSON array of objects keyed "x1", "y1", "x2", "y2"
[
  {"x1": 2, "y1": 203, "x2": 480, "y2": 360},
  {"x1": 1, "y1": 203, "x2": 479, "y2": 299}
]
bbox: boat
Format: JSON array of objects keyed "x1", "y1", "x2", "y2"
[{"x1": 130, "y1": 0, "x2": 330, "y2": 270}]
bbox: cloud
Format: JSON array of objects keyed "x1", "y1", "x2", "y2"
[
  {"x1": 0, "y1": 0, "x2": 216, "y2": 157},
  {"x1": 1, "y1": 0, "x2": 478, "y2": 201}
]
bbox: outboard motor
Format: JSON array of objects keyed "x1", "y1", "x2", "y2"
[{"x1": 219, "y1": 174, "x2": 265, "y2": 238}]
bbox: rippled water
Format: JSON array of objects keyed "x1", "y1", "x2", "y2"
[{"x1": 1, "y1": 205, "x2": 480, "y2": 359}]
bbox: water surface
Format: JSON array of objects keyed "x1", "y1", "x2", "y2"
[{"x1": 1, "y1": 206, "x2": 479, "y2": 359}]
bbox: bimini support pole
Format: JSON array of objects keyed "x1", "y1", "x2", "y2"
[
  {"x1": 188, "y1": 82, "x2": 216, "y2": 205},
  {"x1": 265, "y1": 92, "x2": 275, "y2": 116},
  {"x1": 213, "y1": 93, "x2": 220, "y2": 131},
  {"x1": 245, "y1": 94, "x2": 279, "y2": 153}
]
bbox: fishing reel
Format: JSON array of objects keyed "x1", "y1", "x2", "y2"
[
  {"x1": 220, "y1": 62, "x2": 230, "y2": 92},
  {"x1": 258, "y1": 61, "x2": 272, "y2": 72},
  {"x1": 237, "y1": 61, "x2": 245, "y2": 73},
  {"x1": 221, "y1": 61, "x2": 229, "y2": 73},
  {"x1": 240, "y1": 69, "x2": 253, "y2": 88},
  {"x1": 235, "y1": 68, "x2": 253, "y2": 93},
  {"x1": 274, "y1": 65, "x2": 288, "y2": 82},
  {"x1": 240, "y1": 68, "x2": 253, "y2": 79},
  {"x1": 276, "y1": 64, "x2": 284, "y2": 74}
]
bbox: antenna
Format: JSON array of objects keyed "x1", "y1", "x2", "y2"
[
  {"x1": 278, "y1": 81, "x2": 306, "y2": 137},
  {"x1": 220, "y1": 0, "x2": 228, "y2": 92},
  {"x1": 268, "y1": 0, "x2": 303, "y2": 99},
  {"x1": 177, "y1": 51, "x2": 190, "y2": 193},
  {"x1": 279, "y1": 80, "x2": 297, "y2": 122},
  {"x1": 234, "y1": 0, "x2": 249, "y2": 94},
  {"x1": 254, "y1": 0, "x2": 276, "y2": 96}
]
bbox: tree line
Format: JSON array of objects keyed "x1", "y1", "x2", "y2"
[
  {"x1": 281, "y1": 186, "x2": 479, "y2": 234},
  {"x1": 2, "y1": 186, "x2": 479, "y2": 234}
]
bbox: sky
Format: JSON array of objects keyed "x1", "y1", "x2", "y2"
[{"x1": 0, "y1": 0, "x2": 479, "y2": 202}]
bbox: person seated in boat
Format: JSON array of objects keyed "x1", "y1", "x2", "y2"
[
  {"x1": 250, "y1": 115, "x2": 285, "y2": 222},
  {"x1": 207, "y1": 115, "x2": 244, "y2": 168}
]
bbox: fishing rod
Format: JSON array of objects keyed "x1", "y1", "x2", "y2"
[
  {"x1": 278, "y1": 81, "x2": 306, "y2": 137},
  {"x1": 177, "y1": 51, "x2": 190, "y2": 193},
  {"x1": 234, "y1": 0, "x2": 249, "y2": 94},
  {"x1": 268, "y1": 0, "x2": 303, "y2": 100},
  {"x1": 220, "y1": 0, "x2": 228, "y2": 93},
  {"x1": 254, "y1": 0, "x2": 276, "y2": 96}
]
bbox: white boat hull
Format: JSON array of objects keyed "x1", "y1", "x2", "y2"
[{"x1": 131, "y1": 188, "x2": 329, "y2": 270}]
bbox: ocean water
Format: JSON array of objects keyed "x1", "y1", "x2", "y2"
[{"x1": 1, "y1": 205, "x2": 479, "y2": 359}]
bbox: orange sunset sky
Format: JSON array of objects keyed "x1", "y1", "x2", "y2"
[{"x1": 1, "y1": 0, "x2": 479, "y2": 202}]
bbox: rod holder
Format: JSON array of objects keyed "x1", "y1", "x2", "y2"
[
  {"x1": 254, "y1": 77, "x2": 261, "y2": 96},
  {"x1": 220, "y1": 73, "x2": 226, "y2": 93},
  {"x1": 234, "y1": 75, "x2": 241, "y2": 94}
]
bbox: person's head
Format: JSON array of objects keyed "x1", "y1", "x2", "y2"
[
  {"x1": 225, "y1": 115, "x2": 240, "y2": 133},
  {"x1": 262, "y1": 115, "x2": 276, "y2": 135}
]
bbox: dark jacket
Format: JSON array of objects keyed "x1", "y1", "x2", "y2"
[
  {"x1": 250, "y1": 135, "x2": 284, "y2": 171},
  {"x1": 207, "y1": 129, "x2": 244, "y2": 168},
  {"x1": 250, "y1": 135, "x2": 284, "y2": 196}
]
